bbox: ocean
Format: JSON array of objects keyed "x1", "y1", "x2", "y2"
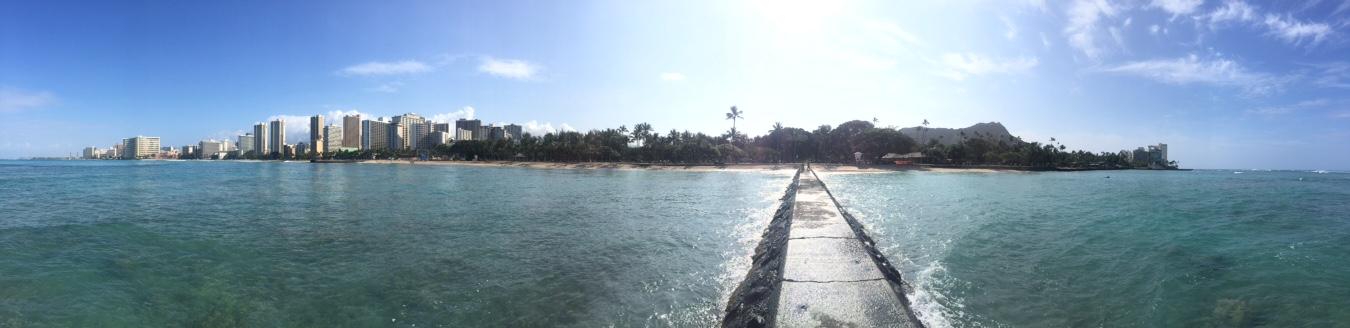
[
  {"x1": 824, "y1": 169, "x2": 1350, "y2": 327},
  {"x1": 2, "y1": 161, "x2": 1348, "y2": 327}
]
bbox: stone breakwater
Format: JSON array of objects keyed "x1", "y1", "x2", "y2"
[{"x1": 722, "y1": 165, "x2": 923, "y2": 328}]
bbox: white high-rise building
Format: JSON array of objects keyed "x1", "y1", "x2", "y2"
[
  {"x1": 199, "y1": 139, "x2": 233, "y2": 159},
  {"x1": 253, "y1": 123, "x2": 269, "y2": 157},
  {"x1": 324, "y1": 125, "x2": 343, "y2": 153},
  {"x1": 121, "y1": 136, "x2": 161, "y2": 159},
  {"x1": 83, "y1": 147, "x2": 101, "y2": 159},
  {"x1": 391, "y1": 113, "x2": 426, "y2": 150},
  {"x1": 238, "y1": 133, "x2": 255, "y2": 154}
]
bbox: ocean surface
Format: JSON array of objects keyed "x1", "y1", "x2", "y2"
[
  {"x1": 0, "y1": 160, "x2": 789, "y2": 327},
  {"x1": 824, "y1": 169, "x2": 1350, "y2": 327},
  {"x1": 2, "y1": 161, "x2": 1348, "y2": 327}
]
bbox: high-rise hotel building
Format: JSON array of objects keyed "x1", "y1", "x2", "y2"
[
  {"x1": 269, "y1": 119, "x2": 286, "y2": 157},
  {"x1": 121, "y1": 136, "x2": 161, "y2": 159},
  {"x1": 253, "y1": 123, "x2": 269, "y2": 156},
  {"x1": 343, "y1": 114, "x2": 362, "y2": 149},
  {"x1": 309, "y1": 115, "x2": 325, "y2": 157},
  {"x1": 361, "y1": 119, "x2": 391, "y2": 150}
]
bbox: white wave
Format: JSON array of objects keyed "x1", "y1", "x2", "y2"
[{"x1": 909, "y1": 260, "x2": 958, "y2": 328}]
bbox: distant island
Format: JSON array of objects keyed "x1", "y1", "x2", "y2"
[{"x1": 72, "y1": 107, "x2": 1178, "y2": 171}]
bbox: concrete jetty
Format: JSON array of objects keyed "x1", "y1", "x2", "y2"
[{"x1": 723, "y1": 166, "x2": 922, "y2": 328}]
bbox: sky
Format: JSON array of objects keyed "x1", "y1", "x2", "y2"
[{"x1": 2, "y1": 0, "x2": 1349, "y2": 169}]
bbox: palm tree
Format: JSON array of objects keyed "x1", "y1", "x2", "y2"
[
  {"x1": 725, "y1": 106, "x2": 743, "y2": 142},
  {"x1": 920, "y1": 119, "x2": 931, "y2": 147}
]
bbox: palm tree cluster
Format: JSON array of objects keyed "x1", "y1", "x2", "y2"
[
  {"x1": 319, "y1": 119, "x2": 918, "y2": 164},
  {"x1": 312, "y1": 109, "x2": 1132, "y2": 168},
  {"x1": 917, "y1": 136, "x2": 1132, "y2": 168}
]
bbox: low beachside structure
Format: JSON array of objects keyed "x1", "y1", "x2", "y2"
[{"x1": 880, "y1": 152, "x2": 925, "y2": 165}]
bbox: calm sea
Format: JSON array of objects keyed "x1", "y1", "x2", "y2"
[
  {"x1": 2, "y1": 161, "x2": 1347, "y2": 327},
  {"x1": 0, "y1": 160, "x2": 789, "y2": 327},
  {"x1": 824, "y1": 169, "x2": 1350, "y2": 327}
]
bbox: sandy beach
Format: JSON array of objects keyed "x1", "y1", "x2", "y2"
[{"x1": 355, "y1": 160, "x2": 1017, "y2": 173}]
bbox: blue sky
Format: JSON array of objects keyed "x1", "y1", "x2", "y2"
[{"x1": 2, "y1": 0, "x2": 1349, "y2": 169}]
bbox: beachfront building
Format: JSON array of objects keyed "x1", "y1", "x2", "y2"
[
  {"x1": 456, "y1": 128, "x2": 473, "y2": 142},
  {"x1": 487, "y1": 125, "x2": 506, "y2": 141},
  {"x1": 309, "y1": 115, "x2": 325, "y2": 158},
  {"x1": 83, "y1": 147, "x2": 101, "y2": 159},
  {"x1": 253, "y1": 123, "x2": 269, "y2": 157},
  {"x1": 1121, "y1": 143, "x2": 1170, "y2": 168},
  {"x1": 269, "y1": 119, "x2": 286, "y2": 157},
  {"x1": 390, "y1": 113, "x2": 426, "y2": 150},
  {"x1": 505, "y1": 124, "x2": 522, "y2": 141},
  {"x1": 456, "y1": 119, "x2": 482, "y2": 141},
  {"x1": 361, "y1": 119, "x2": 391, "y2": 150},
  {"x1": 428, "y1": 131, "x2": 450, "y2": 148},
  {"x1": 121, "y1": 136, "x2": 161, "y2": 159},
  {"x1": 181, "y1": 145, "x2": 197, "y2": 159},
  {"x1": 237, "y1": 133, "x2": 255, "y2": 155},
  {"x1": 322, "y1": 125, "x2": 342, "y2": 153},
  {"x1": 343, "y1": 114, "x2": 361, "y2": 148},
  {"x1": 411, "y1": 122, "x2": 433, "y2": 150},
  {"x1": 199, "y1": 139, "x2": 233, "y2": 159}
]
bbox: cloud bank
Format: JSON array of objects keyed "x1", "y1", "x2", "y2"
[
  {"x1": 0, "y1": 87, "x2": 57, "y2": 113},
  {"x1": 478, "y1": 57, "x2": 539, "y2": 80},
  {"x1": 338, "y1": 60, "x2": 432, "y2": 76}
]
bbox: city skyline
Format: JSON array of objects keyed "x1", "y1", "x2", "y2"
[{"x1": 3, "y1": 0, "x2": 1350, "y2": 169}]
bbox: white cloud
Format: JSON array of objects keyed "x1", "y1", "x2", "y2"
[
  {"x1": 429, "y1": 106, "x2": 476, "y2": 123},
  {"x1": 1109, "y1": 26, "x2": 1128, "y2": 51},
  {"x1": 1150, "y1": 24, "x2": 1162, "y2": 35},
  {"x1": 478, "y1": 57, "x2": 539, "y2": 80},
  {"x1": 1000, "y1": 16, "x2": 1018, "y2": 40},
  {"x1": 520, "y1": 120, "x2": 576, "y2": 136},
  {"x1": 0, "y1": 87, "x2": 57, "y2": 113},
  {"x1": 1312, "y1": 62, "x2": 1350, "y2": 88},
  {"x1": 264, "y1": 115, "x2": 315, "y2": 144},
  {"x1": 660, "y1": 72, "x2": 686, "y2": 81},
  {"x1": 1262, "y1": 14, "x2": 1332, "y2": 46},
  {"x1": 1200, "y1": 2, "x2": 1333, "y2": 47},
  {"x1": 938, "y1": 53, "x2": 1039, "y2": 81},
  {"x1": 1203, "y1": 0, "x2": 1257, "y2": 25},
  {"x1": 1152, "y1": 0, "x2": 1204, "y2": 16},
  {"x1": 1040, "y1": 32, "x2": 1052, "y2": 48},
  {"x1": 338, "y1": 60, "x2": 432, "y2": 76},
  {"x1": 1102, "y1": 54, "x2": 1287, "y2": 95},
  {"x1": 1064, "y1": 0, "x2": 1120, "y2": 59},
  {"x1": 325, "y1": 109, "x2": 370, "y2": 120}
]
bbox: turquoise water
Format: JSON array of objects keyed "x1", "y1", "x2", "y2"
[
  {"x1": 5, "y1": 161, "x2": 1349, "y2": 327},
  {"x1": 823, "y1": 169, "x2": 1350, "y2": 327},
  {"x1": 0, "y1": 160, "x2": 789, "y2": 327}
]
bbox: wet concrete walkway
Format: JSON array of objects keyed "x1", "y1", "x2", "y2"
[{"x1": 774, "y1": 168, "x2": 921, "y2": 327}]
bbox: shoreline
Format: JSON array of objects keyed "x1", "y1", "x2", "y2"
[{"x1": 354, "y1": 160, "x2": 1041, "y2": 173}]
